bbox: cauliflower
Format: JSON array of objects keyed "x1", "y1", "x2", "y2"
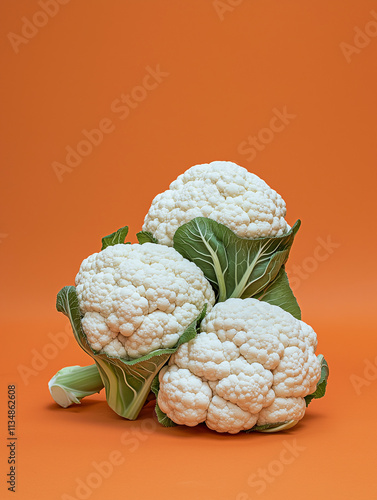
[
  {"x1": 157, "y1": 298, "x2": 322, "y2": 434},
  {"x1": 51, "y1": 231, "x2": 216, "y2": 421},
  {"x1": 50, "y1": 164, "x2": 329, "y2": 430},
  {"x1": 143, "y1": 161, "x2": 289, "y2": 246},
  {"x1": 75, "y1": 242, "x2": 215, "y2": 359}
]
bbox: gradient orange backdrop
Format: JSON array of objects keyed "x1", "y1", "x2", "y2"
[{"x1": 1, "y1": 1, "x2": 377, "y2": 499}]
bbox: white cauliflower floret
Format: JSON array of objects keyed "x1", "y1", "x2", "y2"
[
  {"x1": 173, "y1": 332, "x2": 239, "y2": 381},
  {"x1": 215, "y1": 359, "x2": 274, "y2": 414},
  {"x1": 143, "y1": 161, "x2": 290, "y2": 246},
  {"x1": 273, "y1": 347, "x2": 321, "y2": 398},
  {"x1": 81, "y1": 312, "x2": 116, "y2": 352},
  {"x1": 75, "y1": 243, "x2": 215, "y2": 359},
  {"x1": 257, "y1": 397, "x2": 306, "y2": 426},
  {"x1": 158, "y1": 366, "x2": 212, "y2": 426},
  {"x1": 206, "y1": 396, "x2": 258, "y2": 434},
  {"x1": 158, "y1": 298, "x2": 321, "y2": 434}
]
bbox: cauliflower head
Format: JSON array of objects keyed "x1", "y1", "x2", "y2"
[
  {"x1": 157, "y1": 298, "x2": 321, "y2": 434},
  {"x1": 143, "y1": 161, "x2": 289, "y2": 246},
  {"x1": 75, "y1": 243, "x2": 215, "y2": 359}
]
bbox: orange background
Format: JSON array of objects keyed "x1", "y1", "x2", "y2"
[{"x1": 1, "y1": 1, "x2": 376, "y2": 499}]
